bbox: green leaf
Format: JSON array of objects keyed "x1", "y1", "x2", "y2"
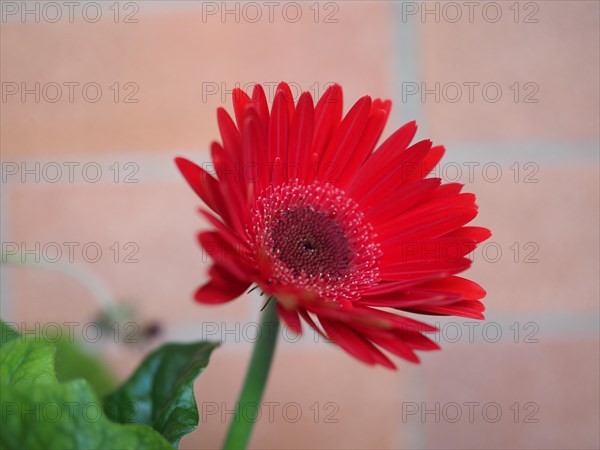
[
  {"x1": 0, "y1": 320, "x2": 20, "y2": 347},
  {"x1": 104, "y1": 341, "x2": 219, "y2": 448},
  {"x1": 1, "y1": 379, "x2": 173, "y2": 450},
  {"x1": 0, "y1": 320, "x2": 173, "y2": 449},
  {"x1": 0, "y1": 321, "x2": 116, "y2": 395},
  {"x1": 54, "y1": 337, "x2": 117, "y2": 397},
  {"x1": 0, "y1": 338, "x2": 57, "y2": 386}
]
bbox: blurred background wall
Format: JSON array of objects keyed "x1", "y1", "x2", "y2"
[{"x1": 1, "y1": 1, "x2": 599, "y2": 448}]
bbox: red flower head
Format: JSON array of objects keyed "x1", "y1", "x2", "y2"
[{"x1": 176, "y1": 82, "x2": 490, "y2": 369}]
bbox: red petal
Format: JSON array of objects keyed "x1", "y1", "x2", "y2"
[
  {"x1": 405, "y1": 145, "x2": 445, "y2": 183},
  {"x1": 352, "y1": 139, "x2": 432, "y2": 202},
  {"x1": 317, "y1": 95, "x2": 372, "y2": 183},
  {"x1": 320, "y1": 318, "x2": 395, "y2": 369},
  {"x1": 276, "y1": 82, "x2": 295, "y2": 126},
  {"x1": 175, "y1": 157, "x2": 224, "y2": 217},
  {"x1": 348, "y1": 120, "x2": 417, "y2": 196},
  {"x1": 445, "y1": 226, "x2": 492, "y2": 243},
  {"x1": 268, "y1": 90, "x2": 291, "y2": 183},
  {"x1": 198, "y1": 209, "x2": 250, "y2": 253},
  {"x1": 363, "y1": 269, "x2": 466, "y2": 296},
  {"x1": 241, "y1": 107, "x2": 267, "y2": 198},
  {"x1": 336, "y1": 106, "x2": 390, "y2": 187},
  {"x1": 276, "y1": 303, "x2": 303, "y2": 334},
  {"x1": 288, "y1": 92, "x2": 315, "y2": 181},
  {"x1": 217, "y1": 107, "x2": 242, "y2": 164},
  {"x1": 428, "y1": 183, "x2": 464, "y2": 200},
  {"x1": 417, "y1": 276, "x2": 487, "y2": 300},
  {"x1": 378, "y1": 193, "x2": 478, "y2": 242},
  {"x1": 312, "y1": 84, "x2": 343, "y2": 160},
  {"x1": 404, "y1": 300, "x2": 486, "y2": 320},
  {"x1": 307, "y1": 302, "x2": 438, "y2": 333},
  {"x1": 299, "y1": 309, "x2": 329, "y2": 341},
  {"x1": 251, "y1": 84, "x2": 270, "y2": 124},
  {"x1": 380, "y1": 258, "x2": 472, "y2": 281},
  {"x1": 198, "y1": 231, "x2": 250, "y2": 281},
  {"x1": 365, "y1": 178, "x2": 441, "y2": 225},
  {"x1": 379, "y1": 236, "x2": 477, "y2": 267},
  {"x1": 194, "y1": 265, "x2": 250, "y2": 305},
  {"x1": 218, "y1": 179, "x2": 251, "y2": 237},
  {"x1": 232, "y1": 88, "x2": 252, "y2": 131},
  {"x1": 358, "y1": 291, "x2": 463, "y2": 308},
  {"x1": 366, "y1": 333, "x2": 421, "y2": 363}
]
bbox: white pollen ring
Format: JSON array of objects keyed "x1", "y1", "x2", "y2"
[{"x1": 247, "y1": 180, "x2": 381, "y2": 302}]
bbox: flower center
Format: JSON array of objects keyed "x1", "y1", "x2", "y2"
[
  {"x1": 271, "y1": 206, "x2": 352, "y2": 279},
  {"x1": 248, "y1": 181, "x2": 381, "y2": 301}
]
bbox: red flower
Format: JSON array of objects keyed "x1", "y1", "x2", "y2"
[{"x1": 176, "y1": 82, "x2": 490, "y2": 369}]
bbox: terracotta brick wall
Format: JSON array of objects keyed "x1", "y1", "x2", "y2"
[{"x1": 1, "y1": 1, "x2": 598, "y2": 448}]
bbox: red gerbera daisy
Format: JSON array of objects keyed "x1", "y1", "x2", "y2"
[{"x1": 176, "y1": 82, "x2": 490, "y2": 369}]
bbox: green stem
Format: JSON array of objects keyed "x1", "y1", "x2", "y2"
[{"x1": 222, "y1": 299, "x2": 280, "y2": 450}]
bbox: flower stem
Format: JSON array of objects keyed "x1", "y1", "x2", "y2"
[{"x1": 222, "y1": 299, "x2": 279, "y2": 450}]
